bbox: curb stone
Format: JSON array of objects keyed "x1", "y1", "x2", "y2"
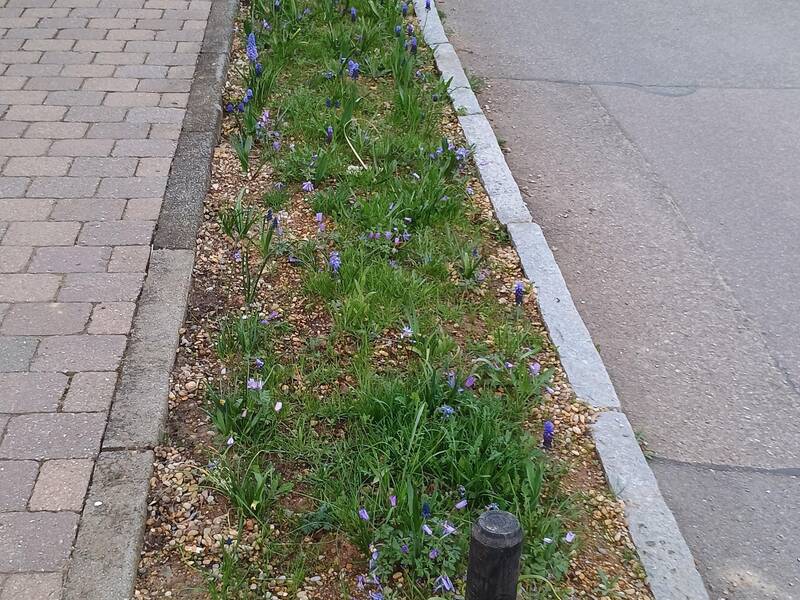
[
  {"x1": 63, "y1": 0, "x2": 240, "y2": 596},
  {"x1": 413, "y1": 1, "x2": 711, "y2": 598}
]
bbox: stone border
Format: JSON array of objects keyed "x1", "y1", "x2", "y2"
[
  {"x1": 62, "y1": 0, "x2": 240, "y2": 597},
  {"x1": 412, "y1": 2, "x2": 710, "y2": 599}
]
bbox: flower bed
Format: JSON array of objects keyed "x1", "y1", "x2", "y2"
[{"x1": 135, "y1": 1, "x2": 654, "y2": 598}]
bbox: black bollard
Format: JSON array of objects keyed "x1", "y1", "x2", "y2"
[{"x1": 466, "y1": 510, "x2": 523, "y2": 600}]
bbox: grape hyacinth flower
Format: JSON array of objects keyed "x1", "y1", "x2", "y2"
[
  {"x1": 246, "y1": 32, "x2": 258, "y2": 62},
  {"x1": 274, "y1": 401, "x2": 282, "y2": 412},
  {"x1": 315, "y1": 212, "x2": 325, "y2": 232},
  {"x1": 429, "y1": 548, "x2": 439, "y2": 559},
  {"x1": 466, "y1": 185, "x2": 474, "y2": 195},
  {"x1": 438, "y1": 404, "x2": 455, "y2": 418},
  {"x1": 446, "y1": 370, "x2": 456, "y2": 388},
  {"x1": 356, "y1": 575, "x2": 365, "y2": 589},
  {"x1": 422, "y1": 502, "x2": 431, "y2": 518},
  {"x1": 425, "y1": 0, "x2": 431, "y2": 10},
  {"x1": 394, "y1": 24, "x2": 402, "y2": 35},
  {"x1": 514, "y1": 281, "x2": 524, "y2": 306},
  {"x1": 247, "y1": 378, "x2": 264, "y2": 390},
  {"x1": 329, "y1": 251, "x2": 341, "y2": 273},
  {"x1": 434, "y1": 574, "x2": 454, "y2": 593},
  {"x1": 368, "y1": 593, "x2": 383, "y2": 600},
  {"x1": 255, "y1": 62, "x2": 263, "y2": 75},
  {"x1": 262, "y1": 19, "x2": 271, "y2": 30},
  {"x1": 564, "y1": 531, "x2": 576, "y2": 543},
  {"x1": 225, "y1": 103, "x2": 234, "y2": 113},
  {"x1": 401, "y1": 1, "x2": 408, "y2": 16},
  {"x1": 455, "y1": 498, "x2": 467, "y2": 510},
  {"x1": 464, "y1": 374, "x2": 476, "y2": 389},
  {"x1": 389, "y1": 495, "x2": 397, "y2": 507},
  {"x1": 226, "y1": 435, "x2": 234, "y2": 447},
  {"x1": 529, "y1": 361, "x2": 541, "y2": 376},
  {"x1": 409, "y1": 36, "x2": 418, "y2": 53},
  {"x1": 455, "y1": 147, "x2": 469, "y2": 161},
  {"x1": 302, "y1": 181, "x2": 314, "y2": 192},
  {"x1": 406, "y1": 23, "x2": 413, "y2": 36},
  {"x1": 325, "y1": 125, "x2": 333, "y2": 144},
  {"x1": 233, "y1": 250, "x2": 241, "y2": 262},
  {"x1": 401, "y1": 543, "x2": 409, "y2": 554},
  {"x1": 272, "y1": 140, "x2": 281, "y2": 152},
  {"x1": 350, "y1": 6, "x2": 357, "y2": 21},
  {"x1": 254, "y1": 357, "x2": 265, "y2": 369},
  {"x1": 441, "y1": 521, "x2": 457, "y2": 537},
  {"x1": 237, "y1": 101, "x2": 245, "y2": 112},
  {"x1": 347, "y1": 59, "x2": 360, "y2": 79},
  {"x1": 400, "y1": 324, "x2": 413, "y2": 338},
  {"x1": 358, "y1": 507, "x2": 369, "y2": 521},
  {"x1": 543, "y1": 420, "x2": 554, "y2": 450},
  {"x1": 422, "y1": 523, "x2": 433, "y2": 535}
]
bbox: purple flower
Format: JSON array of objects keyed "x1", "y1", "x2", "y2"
[
  {"x1": 233, "y1": 250, "x2": 241, "y2": 262},
  {"x1": 247, "y1": 378, "x2": 263, "y2": 390},
  {"x1": 422, "y1": 502, "x2": 431, "y2": 518},
  {"x1": 254, "y1": 358, "x2": 265, "y2": 369},
  {"x1": 546, "y1": 385, "x2": 555, "y2": 395},
  {"x1": 356, "y1": 575, "x2": 365, "y2": 589},
  {"x1": 429, "y1": 548, "x2": 439, "y2": 559},
  {"x1": 358, "y1": 507, "x2": 369, "y2": 521},
  {"x1": 394, "y1": 24, "x2": 402, "y2": 36},
  {"x1": 422, "y1": 523, "x2": 433, "y2": 535},
  {"x1": 406, "y1": 23, "x2": 413, "y2": 36},
  {"x1": 347, "y1": 59, "x2": 360, "y2": 80},
  {"x1": 329, "y1": 251, "x2": 341, "y2": 273},
  {"x1": 237, "y1": 101, "x2": 244, "y2": 112},
  {"x1": 255, "y1": 62, "x2": 263, "y2": 75},
  {"x1": 434, "y1": 574, "x2": 454, "y2": 593},
  {"x1": 466, "y1": 185, "x2": 474, "y2": 195},
  {"x1": 446, "y1": 370, "x2": 456, "y2": 388},
  {"x1": 504, "y1": 361, "x2": 514, "y2": 369},
  {"x1": 514, "y1": 281, "x2": 524, "y2": 306},
  {"x1": 225, "y1": 103, "x2": 233, "y2": 113},
  {"x1": 425, "y1": 0, "x2": 431, "y2": 10},
  {"x1": 400, "y1": 324, "x2": 413, "y2": 338},
  {"x1": 543, "y1": 420, "x2": 554, "y2": 450},
  {"x1": 262, "y1": 19, "x2": 271, "y2": 30},
  {"x1": 400, "y1": 543, "x2": 409, "y2": 554},
  {"x1": 272, "y1": 140, "x2": 281, "y2": 152},
  {"x1": 315, "y1": 212, "x2": 325, "y2": 232},
  {"x1": 401, "y1": 1, "x2": 408, "y2": 16},
  {"x1": 438, "y1": 404, "x2": 455, "y2": 418},
  {"x1": 325, "y1": 125, "x2": 333, "y2": 144},
  {"x1": 226, "y1": 435, "x2": 234, "y2": 447},
  {"x1": 323, "y1": 70, "x2": 335, "y2": 79},
  {"x1": 389, "y1": 495, "x2": 397, "y2": 507},
  {"x1": 246, "y1": 32, "x2": 258, "y2": 62},
  {"x1": 564, "y1": 531, "x2": 575, "y2": 543},
  {"x1": 455, "y1": 147, "x2": 469, "y2": 161},
  {"x1": 302, "y1": 181, "x2": 314, "y2": 192},
  {"x1": 368, "y1": 593, "x2": 383, "y2": 600},
  {"x1": 464, "y1": 375, "x2": 476, "y2": 389},
  {"x1": 529, "y1": 361, "x2": 541, "y2": 376},
  {"x1": 349, "y1": 6, "x2": 356, "y2": 21},
  {"x1": 441, "y1": 521, "x2": 457, "y2": 537},
  {"x1": 455, "y1": 498, "x2": 467, "y2": 510}
]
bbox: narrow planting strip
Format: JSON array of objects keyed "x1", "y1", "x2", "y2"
[
  {"x1": 411, "y1": 1, "x2": 710, "y2": 598},
  {"x1": 62, "y1": 1, "x2": 240, "y2": 598}
]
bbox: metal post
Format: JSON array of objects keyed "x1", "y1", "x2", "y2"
[{"x1": 466, "y1": 510, "x2": 523, "y2": 600}]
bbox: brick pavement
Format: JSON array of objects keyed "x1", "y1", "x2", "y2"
[{"x1": 0, "y1": 0, "x2": 210, "y2": 595}]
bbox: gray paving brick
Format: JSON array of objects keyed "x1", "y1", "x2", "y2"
[
  {"x1": 57, "y1": 272, "x2": 143, "y2": 301},
  {"x1": 146, "y1": 52, "x2": 196, "y2": 66},
  {"x1": 93, "y1": 51, "x2": 146, "y2": 65},
  {"x1": 0, "y1": 90, "x2": 47, "y2": 105},
  {"x1": 113, "y1": 64, "x2": 165, "y2": 78},
  {"x1": 0, "y1": 50, "x2": 42, "y2": 63},
  {"x1": 159, "y1": 91, "x2": 187, "y2": 108},
  {"x1": 123, "y1": 39, "x2": 173, "y2": 52},
  {"x1": 108, "y1": 244, "x2": 149, "y2": 271},
  {"x1": 62, "y1": 371, "x2": 116, "y2": 411},
  {"x1": 103, "y1": 90, "x2": 159, "y2": 106},
  {"x1": 23, "y1": 7, "x2": 70, "y2": 16},
  {"x1": 144, "y1": 0, "x2": 187, "y2": 7},
  {"x1": 87, "y1": 301, "x2": 135, "y2": 334},
  {"x1": 0, "y1": 199, "x2": 52, "y2": 222},
  {"x1": 117, "y1": 7, "x2": 160, "y2": 18},
  {"x1": 112, "y1": 138, "x2": 175, "y2": 157},
  {"x1": 0, "y1": 305, "x2": 8, "y2": 326},
  {"x1": 88, "y1": 16, "x2": 134, "y2": 27},
  {"x1": 29, "y1": 458, "x2": 93, "y2": 511},
  {"x1": 147, "y1": 122, "x2": 180, "y2": 139},
  {"x1": 23, "y1": 38, "x2": 75, "y2": 51},
  {"x1": 82, "y1": 76, "x2": 139, "y2": 91},
  {"x1": 106, "y1": 27, "x2": 154, "y2": 40},
  {"x1": 69, "y1": 156, "x2": 137, "y2": 176},
  {"x1": 155, "y1": 27, "x2": 202, "y2": 41},
  {"x1": 55, "y1": 0, "x2": 101, "y2": 6},
  {"x1": 74, "y1": 39, "x2": 124, "y2": 52},
  {"x1": 24, "y1": 76, "x2": 83, "y2": 90},
  {"x1": 40, "y1": 50, "x2": 95, "y2": 64},
  {"x1": 134, "y1": 17, "x2": 182, "y2": 29},
  {"x1": 44, "y1": 90, "x2": 104, "y2": 105},
  {"x1": 100, "y1": 0, "x2": 145, "y2": 7},
  {"x1": 96, "y1": 176, "x2": 166, "y2": 198},
  {"x1": 60, "y1": 63, "x2": 114, "y2": 76},
  {"x1": 0, "y1": 511, "x2": 78, "y2": 571},
  {"x1": 27, "y1": 177, "x2": 99, "y2": 198},
  {"x1": 28, "y1": 246, "x2": 110, "y2": 273},
  {"x1": 123, "y1": 196, "x2": 160, "y2": 219},
  {"x1": 0, "y1": 274, "x2": 60, "y2": 302},
  {"x1": 0, "y1": 178, "x2": 30, "y2": 199},
  {"x1": 86, "y1": 121, "x2": 148, "y2": 139},
  {"x1": 167, "y1": 64, "x2": 193, "y2": 78},
  {"x1": 0, "y1": 372, "x2": 68, "y2": 412},
  {"x1": 24, "y1": 121, "x2": 89, "y2": 139},
  {"x1": 0, "y1": 122, "x2": 27, "y2": 138},
  {"x1": 0, "y1": 337, "x2": 39, "y2": 372},
  {"x1": 69, "y1": 6, "x2": 118, "y2": 17},
  {"x1": 54, "y1": 27, "x2": 106, "y2": 40},
  {"x1": 3, "y1": 104, "x2": 67, "y2": 121},
  {"x1": 78, "y1": 219, "x2": 154, "y2": 245},
  {"x1": 0, "y1": 572, "x2": 63, "y2": 600},
  {"x1": 0, "y1": 247, "x2": 33, "y2": 273},
  {"x1": 0, "y1": 461, "x2": 38, "y2": 511},
  {"x1": 31, "y1": 334, "x2": 126, "y2": 372},
  {"x1": 49, "y1": 138, "x2": 113, "y2": 156},
  {"x1": 135, "y1": 157, "x2": 171, "y2": 177},
  {"x1": 136, "y1": 77, "x2": 189, "y2": 93},
  {"x1": 2, "y1": 222, "x2": 79, "y2": 246},
  {"x1": 4, "y1": 156, "x2": 71, "y2": 177},
  {"x1": 50, "y1": 198, "x2": 125, "y2": 221},
  {"x1": 63, "y1": 105, "x2": 127, "y2": 122},
  {"x1": 175, "y1": 40, "x2": 200, "y2": 53},
  {"x1": 4, "y1": 28, "x2": 58, "y2": 40}
]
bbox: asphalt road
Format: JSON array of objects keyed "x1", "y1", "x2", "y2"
[{"x1": 438, "y1": 1, "x2": 800, "y2": 598}]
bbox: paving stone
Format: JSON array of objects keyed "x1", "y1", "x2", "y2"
[
  {"x1": 2, "y1": 303, "x2": 91, "y2": 335},
  {"x1": 2, "y1": 139, "x2": 51, "y2": 157},
  {"x1": 111, "y1": 138, "x2": 175, "y2": 157},
  {"x1": 123, "y1": 197, "x2": 160, "y2": 219},
  {"x1": 88, "y1": 301, "x2": 135, "y2": 334},
  {"x1": 0, "y1": 247, "x2": 33, "y2": 273},
  {"x1": 86, "y1": 122, "x2": 149, "y2": 139},
  {"x1": 135, "y1": 157, "x2": 171, "y2": 177},
  {"x1": 3, "y1": 105, "x2": 67, "y2": 121},
  {"x1": 108, "y1": 245, "x2": 150, "y2": 272},
  {"x1": 23, "y1": 75, "x2": 82, "y2": 90},
  {"x1": 96, "y1": 176, "x2": 166, "y2": 198},
  {"x1": 0, "y1": 372, "x2": 69, "y2": 412},
  {"x1": 62, "y1": 371, "x2": 116, "y2": 412},
  {"x1": 31, "y1": 334, "x2": 126, "y2": 372},
  {"x1": 28, "y1": 246, "x2": 110, "y2": 273},
  {"x1": 44, "y1": 90, "x2": 104, "y2": 106},
  {"x1": 29, "y1": 459, "x2": 93, "y2": 511},
  {"x1": 125, "y1": 106, "x2": 183, "y2": 123},
  {"x1": 0, "y1": 460, "x2": 38, "y2": 510},
  {"x1": 27, "y1": 177, "x2": 99, "y2": 199},
  {"x1": 0, "y1": 274, "x2": 60, "y2": 302},
  {"x1": 82, "y1": 77, "x2": 139, "y2": 92},
  {"x1": 69, "y1": 157, "x2": 137, "y2": 177},
  {"x1": 0, "y1": 511, "x2": 78, "y2": 571},
  {"x1": 24, "y1": 122, "x2": 89, "y2": 139},
  {"x1": 0, "y1": 412, "x2": 106, "y2": 459},
  {"x1": 61, "y1": 64, "x2": 115, "y2": 77},
  {"x1": 2, "y1": 221, "x2": 79, "y2": 246},
  {"x1": 137, "y1": 78, "x2": 190, "y2": 93},
  {"x1": 58, "y1": 272, "x2": 143, "y2": 302},
  {"x1": 103, "y1": 91, "x2": 160, "y2": 106},
  {"x1": 107, "y1": 28, "x2": 156, "y2": 40},
  {"x1": 78, "y1": 220, "x2": 154, "y2": 245},
  {"x1": 0, "y1": 337, "x2": 39, "y2": 373},
  {"x1": 50, "y1": 198, "x2": 126, "y2": 221},
  {"x1": 0, "y1": 177, "x2": 29, "y2": 199},
  {"x1": 3, "y1": 156, "x2": 71, "y2": 177},
  {"x1": 63, "y1": 105, "x2": 127, "y2": 122},
  {"x1": 0, "y1": 199, "x2": 52, "y2": 221},
  {"x1": 0, "y1": 305, "x2": 9, "y2": 326},
  {"x1": 0, "y1": 572, "x2": 63, "y2": 600},
  {"x1": 49, "y1": 139, "x2": 114, "y2": 157}
]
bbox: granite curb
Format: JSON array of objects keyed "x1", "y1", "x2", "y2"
[
  {"x1": 62, "y1": 0, "x2": 240, "y2": 596},
  {"x1": 413, "y1": 1, "x2": 710, "y2": 598}
]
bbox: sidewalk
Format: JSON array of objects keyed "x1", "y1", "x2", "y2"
[{"x1": 0, "y1": 0, "x2": 211, "y2": 595}]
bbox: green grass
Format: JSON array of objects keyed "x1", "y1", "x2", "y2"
[{"x1": 201, "y1": 0, "x2": 577, "y2": 597}]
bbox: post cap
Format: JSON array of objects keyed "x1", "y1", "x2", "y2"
[{"x1": 472, "y1": 510, "x2": 523, "y2": 548}]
